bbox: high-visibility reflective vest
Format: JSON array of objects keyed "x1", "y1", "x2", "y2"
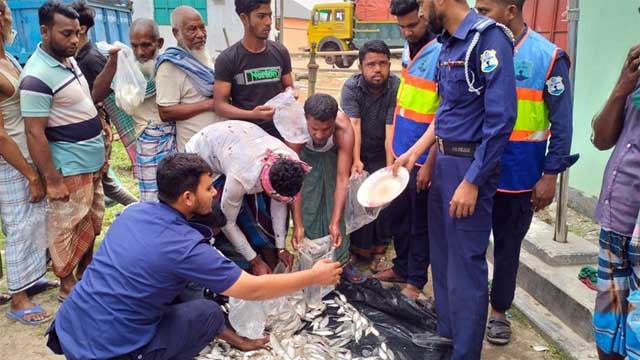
[
  {"x1": 392, "y1": 39, "x2": 441, "y2": 165},
  {"x1": 499, "y1": 29, "x2": 561, "y2": 192}
]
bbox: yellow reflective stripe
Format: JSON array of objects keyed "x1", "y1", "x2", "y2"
[
  {"x1": 514, "y1": 98, "x2": 549, "y2": 131},
  {"x1": 397, "y1": 84, "x2": 440, "y2": 115}
]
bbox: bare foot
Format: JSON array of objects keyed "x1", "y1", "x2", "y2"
[
  {"x1": 59, "y1": 274, "x2": 76, "y2": 301},
  {"x1": 218, "y1": 327, "x2": 271, "y2": 352},
  {"x1": 10, "y1": 292, "x2": 51, "y2": 322},
  {"x1": 401, "y1": 284, "x2": 422, "y2": 300},
  {"x1": 372, "y1": 268, "x2": 406, "y2": 283}
]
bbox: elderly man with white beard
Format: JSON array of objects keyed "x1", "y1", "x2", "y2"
[
  {"x1": 155, "y1": 6, "x2": 222, "y2": 152},
  {"x1": 93, "y1": 18, "x2": 177, "y2": 202}
]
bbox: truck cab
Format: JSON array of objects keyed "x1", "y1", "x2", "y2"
[{"x1": 307, "y1": 1, "x2": 402, "y2": 68}]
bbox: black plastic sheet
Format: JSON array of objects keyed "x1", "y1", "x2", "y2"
[{"x1": 338, "y1": 279, "x2": 453, "y2": 360}]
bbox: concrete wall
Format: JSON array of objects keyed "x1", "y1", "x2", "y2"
[
  {"x1": 131, "y1": 0, "x2": 244, "y2": 57},
  {"x1": 283, "y1": 17, "x2": 309, "y2": 52}
]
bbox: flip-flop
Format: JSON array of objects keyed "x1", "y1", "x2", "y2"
[
  {"x1": 0, "y1": 293, "x2": 11, "y2": 305},
  {"x1": 342, "y1": 264, "x2": 367, "y2": 284},
  {"x1": 579, "y1": 277, "x2": 597, "y2": 291},
  {"x1": 26, "y1": 278, "x2": 60, "y2": 297},
  {"x1": 5, "y1": 304, "x2": 52, "y2": 326}
]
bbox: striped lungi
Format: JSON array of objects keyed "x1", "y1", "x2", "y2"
[
  {"x1": 47, "y1": 172, "x2": 105, "y2": 278},
  {"x1": 0, "y1": 163, "x2": 47, "y2": 293},
  {"x1": 593, "y1": 228, "x2": 640, "y2": 358},
  {"x1": 135, "y1": 122, "x2": 176, "y2": 202}
]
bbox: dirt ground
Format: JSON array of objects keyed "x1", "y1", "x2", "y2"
[
  {"x1": 0, "y1": 275, "x2": 566, "y2": 360},
  {"x1": 0, "y1": 55, "x2": 571, "y2": 360}
]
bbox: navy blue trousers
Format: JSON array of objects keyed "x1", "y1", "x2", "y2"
[
  {"x1": 387, "y1": 167, "x2": 429, "y2": 289},
  {"x1": 428, "y1": 154, "x2": 499, "y2": 360},
  {"x1": 490, "y1": 191, "x2": 534, "y2": 312},
  {"x1": 121, "y1": 299, "x2": 224, "y2": 360}
]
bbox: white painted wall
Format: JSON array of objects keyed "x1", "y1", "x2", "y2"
[{"x1": 131, "y1": 0, "x2": 245, "y2": 57}]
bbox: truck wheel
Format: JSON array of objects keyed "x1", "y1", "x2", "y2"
[
  {"x1": 320, "y1": 42, "x2": 343, "y2": 67},
  {"x1": 336, "y1": 56, "x2": 357, "y2": 69}
]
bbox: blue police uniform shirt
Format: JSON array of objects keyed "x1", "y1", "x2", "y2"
[
  {"x1": 435, "y1": 10, "x2": 517, "y2": 186},
  {"x1": 54, "y1": 202, "x2": 243, "y2": 360}
]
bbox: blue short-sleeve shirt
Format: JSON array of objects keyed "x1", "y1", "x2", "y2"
[
  {"x1": 435, "y1": 10, "x2": 517, "y2": 187},
  {"x1": 54, "y1": 202, "x2": 242, "y2": 360}
]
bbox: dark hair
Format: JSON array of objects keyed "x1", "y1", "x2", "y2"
[
  {"x1": 390, "y1": 0, "x2": 419, "y2": 16},
  {"x1": 39, "y1": 1, "x2": 79, "y2": 27},
  {"x1": 358, "y1": 40, "x2": 391, "y2": 63},
  {"x1": 157, "y1": 153, "x2": 213, "y2": 204},
  {"x1": 71, "y1": 0, "x2": 95, "y2": 29},
  {"x1": 497, "y1": 0, "x2": 526, "y2": 11},
  {"x1": 304, "y1": 93, "x2": 338, "y2": 122},
  {"x1": 269, "y1": 159, "x2": 306, "y2": 197},
  {"x1": 235, "y1": 0, "x2": 271, "y2": 16}
]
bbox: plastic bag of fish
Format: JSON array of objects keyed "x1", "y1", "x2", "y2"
[
  {"x1": 265, "y1": 89, "x2": 310, "y2": 144},
  {"x1": 298, "y1": 236, "x2": 335, "y2": 307},
  {"x1": 97, "y1": 41, "x2": 147, "y2": 115},
  {"x1": 345, "y1": 172, "x2": 383, "y2": 235},
  {"x1": 199, "y1": 291, "x2": 395, "y2": 360}
]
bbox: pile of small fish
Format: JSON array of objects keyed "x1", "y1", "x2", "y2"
[{"x1": 197, "y1": 292, "x2": 395, "y2": 360}]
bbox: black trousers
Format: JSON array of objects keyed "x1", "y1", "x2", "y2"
[{"x1": 490, "y1": 191, "x2": 534, "y2": 312}]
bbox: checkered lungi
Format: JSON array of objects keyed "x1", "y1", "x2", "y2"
[
  {"x1": 47, "y1": 172, "x2": 105, "y2": 278},
  {"x1": 135, "y1": 122, "x2": 176, "y2": 202},
  {"x1": 102, "y1": 95, "x2": 137, "y2": 170},
  {"x1": 593, "y1": 228, "x2": 640, "y2": 358},
  {"x1": 0, "y1": 163, "x2": 47, "y2": 293}
]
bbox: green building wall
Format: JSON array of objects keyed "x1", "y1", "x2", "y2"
[{"x1": 570, "y1": 0, "x2": 640, "y2": 199}]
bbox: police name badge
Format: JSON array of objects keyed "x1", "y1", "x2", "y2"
[
  {"x1": 481, "y1": 50, "x2": 499, "y2": 73},
  {"x1": 546, "y1": 76, "x2": 565, "y2": 96}
]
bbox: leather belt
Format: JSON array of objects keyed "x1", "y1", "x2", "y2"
[{"x1": 436, "y1": 137, "x2": 477, "y2": 158}]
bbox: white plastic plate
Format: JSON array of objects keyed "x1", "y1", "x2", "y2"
[{"x1": 357, "y1": 167, "x2": 410, "y2": 208}]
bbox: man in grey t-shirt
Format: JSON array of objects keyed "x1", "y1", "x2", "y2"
[{"x1": 340, "y1": 40, "x2": 399, "y2": 270}]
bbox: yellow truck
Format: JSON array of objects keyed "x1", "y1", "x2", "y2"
[{"x1": 307, "y1": 1, "x2": 403, "y2": 68}]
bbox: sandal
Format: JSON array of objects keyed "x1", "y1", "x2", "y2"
[
  {"x1": 5, "y1": 304, "x2": 52, "y2": 326},
  {"x1": 342, "y1": 263, "x2": 367, "y2": 284},
  {"x1": 486, "y1": 317, "x2": 512, "y2": 345}
]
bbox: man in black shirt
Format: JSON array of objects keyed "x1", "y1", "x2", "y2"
[
  {"x1": 214, "y1": 0, "x2": 295, "y2": 138},
  {"x1": 340, "y1": 40, "x2": 399, "y2": 270},
  {"x1": 71, "y1": 0, "x2": 137, "y2": 206}
]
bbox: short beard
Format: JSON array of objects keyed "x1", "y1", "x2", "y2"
[
  {"x1": 428, "y1": 1, "x2": 444, "y2": 34},
  {"x1": 189, "y1": 48, "x2": 213, "y2": 69},
  {"x1": 364, "y1": 76, "x2": 387, "y2": 90},
  {"x1": 137, "y1": 58, "x2": 157, "y2": 79}
]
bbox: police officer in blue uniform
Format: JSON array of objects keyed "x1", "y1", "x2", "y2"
[{"x1": 394, "y1": 0, "x2": 517, "y2": 358}]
